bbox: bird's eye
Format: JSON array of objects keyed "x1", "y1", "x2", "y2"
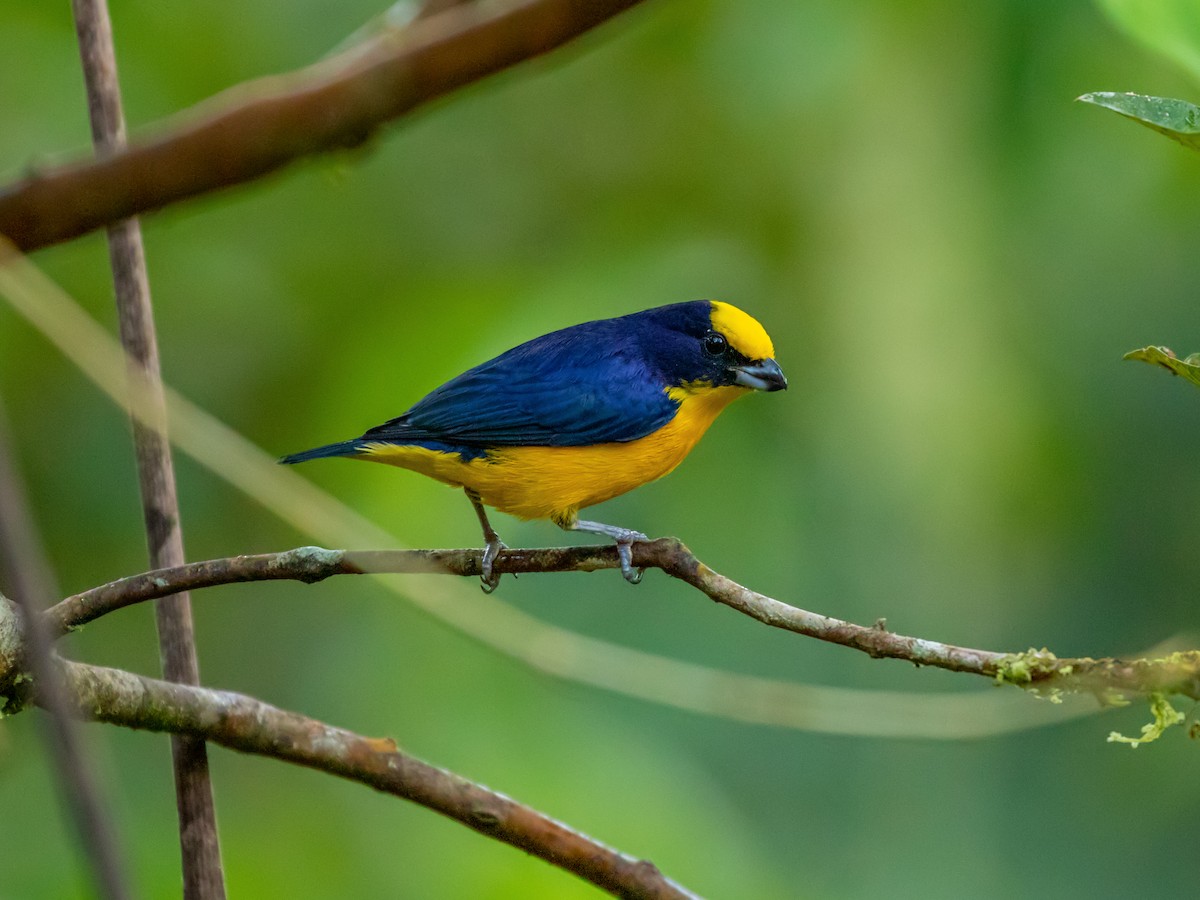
[{"x1": 702, "y1": 332, "x2": 728, "y2": 356}]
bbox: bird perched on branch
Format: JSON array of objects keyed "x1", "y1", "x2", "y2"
[{"x1": 281, "y1": 300, "x2": 786, "y2": 591}]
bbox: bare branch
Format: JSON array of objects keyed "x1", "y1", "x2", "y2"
[
  {"x1": 46, "y1": 540, "x2": 1200, "y2": 702},
  {"x1": 56, "y1": 658, "x2": 697, "y2": 900},
  {"x1": 0, "y1": 0, "x2": 648, "y2": 252},
  {"x1": 47, "y1": 544, "x2": 621, "y2": 635},
  {"x1": 71, "y1": 1, "x2": 224, "y2": 894}
]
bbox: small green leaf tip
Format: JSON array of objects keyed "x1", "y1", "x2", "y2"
[
  {"x1": 1106, "y1": 693, "x2": 1185, "y2": 748},
  {"x1": 1125, "y1": 346, "x2": 1200, "y2": 390},
  {"x1": 1079, "y1": 92, "x2": 1200, "y2": 152}
]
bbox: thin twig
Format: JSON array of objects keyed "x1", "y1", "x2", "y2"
[
  {"x1": 0, "y1": 396, "x2": 132, "y2": 900},
  {"x1": 0, "y1": 0, "x2": 647, "y2": 252},
  {"x1": 45, "y1": 541, "x2": 1200, "y2": 702},
  {"x1": 56, "y1": 658, "x2": 697, "y2": 900},
  {"x1": 71, "y1": 2, "x2": 224, "y2": 896},
  {"x1": 47, "y1": 544, "x2": 620, "y2": 635}
]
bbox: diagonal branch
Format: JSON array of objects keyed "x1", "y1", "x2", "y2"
[
  {"x1": 44, "y1": 541, "x2": 1200, "y2": 702},
  {"x1": 0, "y1": 0, "x2": 648, "y2": 252},
  {"x1": 56, "y1": 658, "x2": 697, "y2": 900}
]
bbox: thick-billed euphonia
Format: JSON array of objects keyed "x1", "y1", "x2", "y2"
[{"x1": 282, "y1": 300, "x2": 786, "y2": 590}]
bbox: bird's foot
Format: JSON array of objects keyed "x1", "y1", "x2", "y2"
[
  {"x1": 562, "y1": 518, "x2": 649, "y2": 585},
  {"x1": 480, "y1": 537, "x2": 508, "y2": 594},
  {"x1": 612, "y1": 529, "x2": 648, "y2": 585}
]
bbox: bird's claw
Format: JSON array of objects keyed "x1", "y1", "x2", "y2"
[
  {"x1": 615, "y1": 530, "x2": 648, "y2": 585},
  {"x1": 480, "y1": 538, "x2": 508, "y2": 594}
]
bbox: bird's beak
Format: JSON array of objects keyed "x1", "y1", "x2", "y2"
[{"x1": 734, "y1": 358, "x2": 788, "y2": 392}]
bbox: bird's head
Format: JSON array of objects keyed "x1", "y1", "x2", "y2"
[{"x1": 634, "y1": 300, "x2": 787, "y2": 395}]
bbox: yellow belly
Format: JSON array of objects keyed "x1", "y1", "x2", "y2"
[{"x1": 359, "y1": 385, "x2": 747, "y2": 522}]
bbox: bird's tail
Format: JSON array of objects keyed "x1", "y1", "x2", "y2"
[{"x1": 279, "y1": 439, "x2": 365, "y2": 465}]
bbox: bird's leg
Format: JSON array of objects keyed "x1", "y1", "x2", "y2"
[
  {"x1": 465, "y1": 488, "x2": 506, "y2": 593},
  {"x1": 559, "y1": 515, "x2": 648, "y2": 585}
]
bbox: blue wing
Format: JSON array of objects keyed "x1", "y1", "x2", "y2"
[{"x1": 361, "y1": 323, "x2": 679, "y2": 450}]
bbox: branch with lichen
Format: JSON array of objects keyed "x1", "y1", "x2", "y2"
[
  {"x1": 41, "y1": 540, "x2": 1200, "y2": 706},
  {"x1": 0, "y1": 592, "x2": 694, "y2": 900}
]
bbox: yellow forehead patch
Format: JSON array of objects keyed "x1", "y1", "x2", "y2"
[{"x1": 709, "y1": 301, "x2": 776, "y2": 360}]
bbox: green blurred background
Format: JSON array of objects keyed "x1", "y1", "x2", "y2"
[{"x1": 3, "y1": 0, "x2": 1200, "y2": 896}]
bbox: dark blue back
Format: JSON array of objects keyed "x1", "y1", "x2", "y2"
[{"x1": 360, "y1": 301, "x2": 716, "y2": 451}]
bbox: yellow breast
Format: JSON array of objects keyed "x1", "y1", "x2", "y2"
[{"x1": 360, "y1": 384, "x2": 748, "y2": 522}]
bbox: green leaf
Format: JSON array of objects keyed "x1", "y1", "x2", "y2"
[
  {"x1": 1097, "y1": 0, "x2": 1200, "y2": 86},
  {"x1": 1078, "y1": 92, "x2": 1200, "y2": 151},
  {"x1": 1124, "y1": 345, "x2": 1200, "y2": 389}
]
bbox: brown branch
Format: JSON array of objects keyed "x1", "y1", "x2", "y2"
[
  {"x1": 54, "y1": 658, "x2": 696, "y2": 900},
  {"x1": 47, "y1": 544, "x2": 622, "y2": 635},
  {"x1": 45, "y1": 540, "x2": 1200, "y2": 702},
  {"x1": 0, "y1": 396, "x2": 133, "y2": 900},
  {"x1": 0, "y1": 0, "x2": 648, "y2": 252},
  {"x1": 651, "y1": 542, "x2": 1200, "y2": 701},
  {"x1": 71, "y1": 2, "x2": 224, "y2": 895}
]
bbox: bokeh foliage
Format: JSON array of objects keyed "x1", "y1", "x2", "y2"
[{"x1": 3, "y1": 0, "x2": 1200, "y2": 896}]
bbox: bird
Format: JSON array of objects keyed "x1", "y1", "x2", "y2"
[{"x1": 281, "y1": 300, "x2": 786, "y2": 591}]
